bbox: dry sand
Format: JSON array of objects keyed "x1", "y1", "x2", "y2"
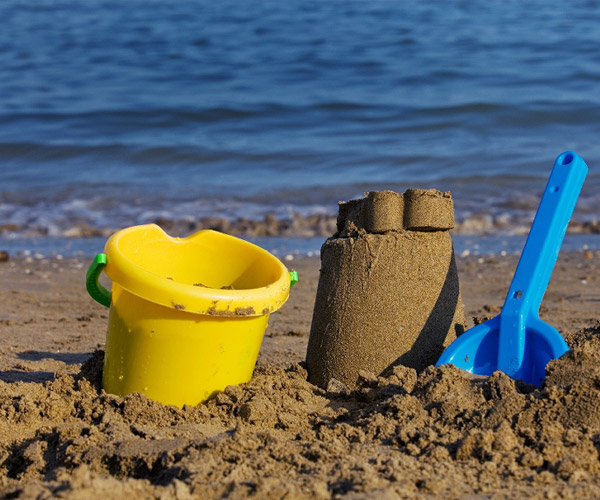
[{"x1": 0, "y1": 249, "x2": 600, "y2": 499}]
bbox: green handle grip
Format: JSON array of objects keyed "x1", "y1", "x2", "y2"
[{"x1": 86, "y1": 253, "x2": 112, "y2": 307}]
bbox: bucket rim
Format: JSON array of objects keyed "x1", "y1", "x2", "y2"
[{"x1": 103, "y1": 224, "x2": 291, "y2": 316}]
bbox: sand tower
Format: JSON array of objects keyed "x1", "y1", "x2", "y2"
[{"x1": 306, "y1": 189, "x2": 466, "y2": 389}]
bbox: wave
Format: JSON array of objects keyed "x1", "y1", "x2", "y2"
[{"x1": 1, "y1": 181, "x2": 599, "y2": 241}]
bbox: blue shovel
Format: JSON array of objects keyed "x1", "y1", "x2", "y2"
[{"x1": 436, "y1": 151, "x2": 588, "y2": 385}]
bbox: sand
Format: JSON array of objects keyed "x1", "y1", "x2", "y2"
[
  {"x1": 307, "y1": 190, "x2": 465, "y2": 389},
  {"x1": 0, "y1": 249, "x2": 600, "y2": 498}
]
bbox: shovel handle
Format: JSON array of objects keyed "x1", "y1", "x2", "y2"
[
  {"x1": 503, "y1": 152, "x2": 587, "y2": 316},
  {"x1": 497, "y1": 152, "x2": 587, "y2": 375}
]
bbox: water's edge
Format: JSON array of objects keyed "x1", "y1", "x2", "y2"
[{"x1": 2, "y1": 233, "x2": 600, "y2": 260}]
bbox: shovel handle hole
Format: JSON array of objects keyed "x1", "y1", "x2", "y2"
[
  {"x1": 550, "y1": 185, "x2": 560, "y2": 192},
  {"x1": 561, "y1": 153, "x2": 573, "y2": 165},
  {"x1": 513, "y1": 290, "x2": 523, "y2": 299}
]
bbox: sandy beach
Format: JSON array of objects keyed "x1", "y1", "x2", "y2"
[
  {"x1": 3, "y1": 1, "x2": 600, "y2": 497},
  {"x1": 0, "y1": 249, "x2": 599, "y2": 499}
]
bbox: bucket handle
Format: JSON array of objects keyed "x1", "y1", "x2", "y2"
[
  {"x1": 86, "y1": 253, "x2": 112, "y2": 307},
  {"x1": 86, "y1": 253, "x2": 298, "y2": 308}
]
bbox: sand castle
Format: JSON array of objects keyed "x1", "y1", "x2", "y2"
[{"x1": 306, "y1": 189, "x2": 466, "y2": 389}]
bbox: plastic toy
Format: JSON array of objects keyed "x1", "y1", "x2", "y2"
[
  {"x1": 87, "y1": 224, "x2": 296, "y2": 406},
  {"x1": 436, "y1": 152, "x2": 588, "y2": 385}
]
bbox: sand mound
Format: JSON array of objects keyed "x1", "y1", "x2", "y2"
[
  {"x1": 307, "y1": 189, "x2": 465, "y2": 389},
  {"x1": 2, "y1": 323, "x2": 600, "y2": 498}
]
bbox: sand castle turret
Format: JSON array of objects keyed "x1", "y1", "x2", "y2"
[{"x1": 306, "y1": 189, "x2": 466, "y2": 389}]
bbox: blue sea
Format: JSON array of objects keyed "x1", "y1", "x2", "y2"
[{"x1": 1, "y1": 0, "x2": 600, "y2": 256}]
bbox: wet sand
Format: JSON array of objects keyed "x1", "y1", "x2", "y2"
[{"x1": 0, "y1": 250, "x2": 599, "y2": 498}]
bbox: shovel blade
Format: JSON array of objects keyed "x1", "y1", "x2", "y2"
[
  {"x1": 436, "y1": 317, "x2": 500, "y2": 377},
  {"x1": 436, "y1": 316, "x2": 568, "y2": 385}
]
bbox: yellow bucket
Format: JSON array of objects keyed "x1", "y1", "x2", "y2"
[{"x1": 86, "y1": 224, "x2": 296, "y2": 407}]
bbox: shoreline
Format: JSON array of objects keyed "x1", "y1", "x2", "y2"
[
  {"x1": 2, "y1": 232, "x2": 600, "y2": 265},
  {"x1": 1, "y1": 210, "x2": 600, "y2": 241}
]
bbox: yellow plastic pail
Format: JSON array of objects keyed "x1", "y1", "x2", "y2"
[{"x1": 86, "y1": 224, "x2": 295, "y2": 407}]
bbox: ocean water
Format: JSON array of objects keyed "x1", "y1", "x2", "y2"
[{"x1": 1, "y1": 0, "x2": 600, "y2": 253}]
